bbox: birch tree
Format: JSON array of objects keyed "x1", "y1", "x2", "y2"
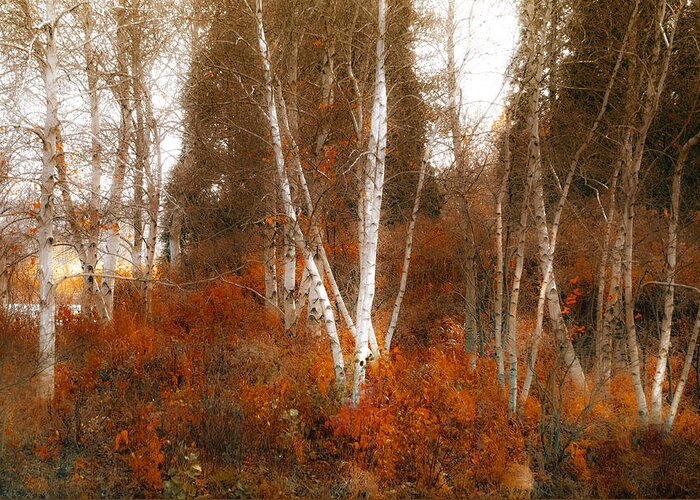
[
  {"x1": 493, "y1": 109, "x2": 511, "y2": 388},
  {"x1": 100, "y1": 1, "x2": 132, "y2": 320},
  {"x1": 36, "y1": 0, "x2": 60, "y2": 400},
  {"x1": 665, "y1": 301, "x2": 700, "y2": 434},
  {"x1": 651, "y1": 130, "x2": 700, "y2": 427},
  {"x1": 444, "y1": 0, "x2": 479, "y2": 371},
  {"x1": 383, "y1": 122, "x2": 435, "y2": 353},
  {"x1": 506, "y1": 0, "x2": 548, "y2": 415},
  {"x1": 520, "y1": 0, "x2": 634, "y2": 405},
  {"x1": 353, "y1": 0, "x2": 388, "y2": 402},
  {"x1": 254, "y1": 0, "x2": 346, "y2": 388},
  {"x1": 618, "y1": 0, "x2": 680, "y2": 425}
]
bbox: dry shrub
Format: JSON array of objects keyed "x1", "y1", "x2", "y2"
[{"x1": 2, "y1": 254, "x2": 700, "y2": 499}]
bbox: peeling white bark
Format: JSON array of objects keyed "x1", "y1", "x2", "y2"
[
  {"x1": 665, "y1": 305, "x2": 700, "y2": 435},
  {"x1": 521, "y1": 1, "x2": 632, "y2": 404},
  {"x1": 282, "y1": 221, "x2": 297, "y2": 330},
  {"x1": 37, "y1": 0, "x2": 59, "y2": 401},
  {"x1": 101, "y1": 5, "x2": 132, "y2": 321},
  {"x1": 594, "y1": 164, "x2": 621, "y2": 393},
  {"x1": 620, "y1": 0, "x2": 678, "y2": 426},
  {"x1": 256, "y1": 0, "x2": 345, "y2": 388},
  {"x1": 494, "y1": 109, "x2": 511, "y2": 388},
  {"x1": 353, "y1": 0, "x2": 387, "y2": 403},
  {"x1": 651, "y1": 130, "x2": 699, "y2": 427}
]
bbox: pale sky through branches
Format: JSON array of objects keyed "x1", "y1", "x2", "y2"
[{"x1": 456, "y1": 0, "x2": 518, "y2": 129}]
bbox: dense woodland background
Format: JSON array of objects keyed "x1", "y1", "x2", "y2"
[{"x1": 0, "y1": 0, "x2": 699, "y2": 497}]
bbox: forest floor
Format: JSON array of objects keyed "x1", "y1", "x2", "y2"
[{"x1": 1, "y1": 280, "x2": 700, "y2": 498}]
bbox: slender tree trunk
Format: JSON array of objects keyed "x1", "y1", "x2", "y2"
[
  {"x1": 494, "y1": 110, "x2": 511, "y2": 388},
  {"x1": 131, "y1": 49, "x2": 147, "y2": 296},
  {"x1": 101, "y1": 6, "x2": 132, "y2": 320},
  {"x1": 143, "y1": 86, "x2": 161, "y2": 318},
  {"x1": 37, "y1": 0, "x2": 59, "y2": 401},
  {"x1": 256, "y1": 0, "x2": 345, "y2": 388},
  {"x1": 621, "y1": 161, "x2": 648, "y2": 424},
  {"x1": 353, "y1": 0, "x2": 387, "y2": 403},
  {"x1": 384, "y1": 124, "x2": 433, "y2": 353},
  {"x1": 282, "y1": 223, "x2": 296, "y2": 330},
  {"x1": 307, "y1": 249, "x2": 323, "y2": 334},
  {"x1": 169, "y1": 206, "x2": 183, "y2": 270},
  {"x1": 263, "y1": 220, "x2": 278, "y2": 309},
  {"x1": 531, "y1": 165, "x2": 588, "y2": 392},
  {"x1": 280, "y1": 36, "x2": 301, "y2": 332},
  {"x1": 506, "y1": 167, "x2": 533, "y2": 414},
  {"x1": 665, "y1": 306, "x2": 700, "y2": 435},
  {"x1": 277, "y1": 88, "x2": 355, "y2": 336},
  {"x1": 651, "y1": 130, "x2": 699, "y2": 427},
  {"x1": 521, "y1": 265, "x2": 548, "y2": 406},
  {"x1": 595, "y1": 164, "x2": 621, "y2": 393},
  {"x1": 606, "y1": 222, "x2": 626, "y2": 370}
]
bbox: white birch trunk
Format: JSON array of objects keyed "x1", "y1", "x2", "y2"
[
  {"x1": 256, "y1": 0, "x2": 345, "y2": 388},
  {"x1": 169, "y1": 206, "x2": 183, "y2": 270},
  {"x1": 521, "y1": 264, "x2": 548, "y2": 406},
  {"x1": 293, "y1": 264, "x2": 311, "y2": 325},
  {"x1": 604, "y1": 221, "x2": 626, "y2": 372},
  {"x1": 132, "y1": 60, "x2": 147, "y2": 292},
  {"x1": 263, "y1": 233, "x2": 278, "y2": 308},
  {"x1": 595, "y1": 164, "x2": 621, "y2": 392},
  {"x1": 621, "y1": 176, "x2": 648, "y2": 424},
  {"x1": 280, "y1": 40, "x2": 300, "y2": 332},
  {"x1": 664, "y1": 305, "x2": 700, "y2": 435},
  {"x1": 494, "y1": 110, "x2": 511, "y2": 388},
  {"x1": 263, "y1": 197, "x2": 278, "y2": 308},
  {"x1": 101, "y1": 7, "x2": 132, "y2": 320},
  {"x1": 650, "y1": 162, "x2": 681, "y2": 428},
  {"x1": 143, "y1": 86, "x2": 162, "y2": 317},
  {"x1": 282, "y1": 222, "x2": 296, "y2": 330},
  {"x1": 384, "y1": 125, "x2": 434, "y2": 353},
  {"x1": 307, "y1": 250, "x2": 323, "y2": 334},
  {"x1": 37, "y1": 0, "x2": 59, "y2": 401},
  {"x1": 651, "y1": 131, "x2": 699, "y2": 427},
  {"x1": 83, "y1": 4, "x2": 104, "y2": 320},
  {"x1": 353, "y1": 0, "x2": 387, "y2": 403},
  {"x1": 506, "y1": 167, "x2": 533, "y2": 414}
]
